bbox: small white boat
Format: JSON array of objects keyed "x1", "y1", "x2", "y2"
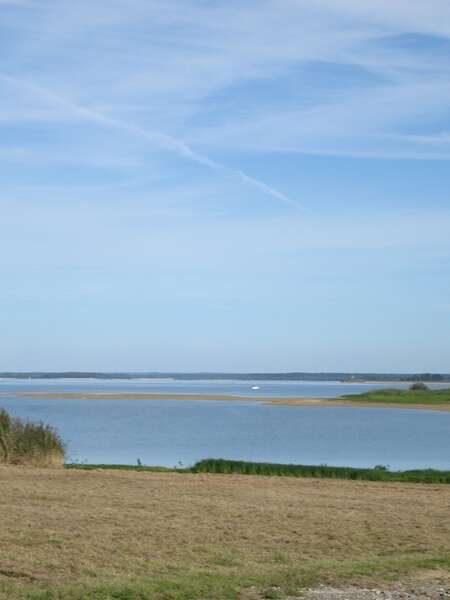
[{"x1": 251, "y1": 385, "x2": 260, "y2": 390}]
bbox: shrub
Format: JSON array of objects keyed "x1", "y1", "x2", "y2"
[
  {"x1": 409, "y1": 382, "x2": 429, "y2": 391},
  {"x1": 0, "y1": 407, "x2": 65, "y2": 467}
]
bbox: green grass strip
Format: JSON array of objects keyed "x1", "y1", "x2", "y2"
[
  {"x1": 191, "y1": 459, "x2": 450, "y2": 483},
  {"x1": 341, "y1": 387, "x2": 450, "y2": 405},
  {"x1": 4, "y1": 555, "x2": 450, "y2": 600},
  {"x1": 66, "y1": 459, "x2": 450, "y2": 483}
]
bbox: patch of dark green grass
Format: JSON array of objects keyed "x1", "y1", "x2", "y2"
[
  {"x1": 191, "y1": 459, "x2": 450, "y2": 483},
  {"x1": 341, "y1": 387, "x2": 450, "y2": 405},
  {"x1": 67, "y1": 459, "x2": 450, "y2": 483},
  {"x1": 66, "y1": 459, "x2": 450, "y2": 483},
  {"x1": 5, "y1": 555, "x2": 450, "y2": 600}
]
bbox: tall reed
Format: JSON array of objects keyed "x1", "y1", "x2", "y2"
[{"x1": 0, "y1": 407, "x2": 65, "y2": 467}]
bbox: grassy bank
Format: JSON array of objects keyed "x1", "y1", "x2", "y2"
[
  {"x1": 341, "y1": 387, "x2": 450, "y2": 406},
  {"x1": 191, "y1": 459, "x2": 450, "y2": 483},
  {"x1": 66, "y1": 463, "x2": 177, "y2": 472},
  {"x1": 1, "y1": 466, "x2": 449, "y2": 599},
  {"x1": 66, "y1": 459, "x2": 450, "y2": 484},
  {"x1": 0, "y1": 408, "x2": 65, "y2": 467},
  {"x1": 3, "y1": 556, "x2": 450, "y2": 600}
]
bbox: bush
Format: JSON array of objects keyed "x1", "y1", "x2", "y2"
[
  {"x1": 0, "y1": 408, "x2": 65, "y2": 467},
  {"x1": 409, "y1": 382, "x2": 429, "y2": 391}
]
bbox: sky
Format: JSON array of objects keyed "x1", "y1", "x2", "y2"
[{"x1": 1, "y1": 0, "x2": 450, "y2": 372}]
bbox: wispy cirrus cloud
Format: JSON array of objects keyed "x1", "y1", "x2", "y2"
[
  {"x1": 0, "y1": 72, "x2": 301, "y2": 208},
  {"x1": 191, "y1": 77, "x2": 450, "y2": 160},
  {"x1": 2, "y1": 1, "x2": 450, "y2": 372},
  {"x1": 2, "y1": 0, "x2": 450, "y2": 168}
]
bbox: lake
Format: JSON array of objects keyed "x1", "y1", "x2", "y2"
[{"x1": 1, "y1": 378, "x2": 449, "y2": 470}]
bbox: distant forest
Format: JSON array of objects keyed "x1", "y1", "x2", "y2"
[{"x1": 1, "y1": 372, "x2": 449, "y2": 382}]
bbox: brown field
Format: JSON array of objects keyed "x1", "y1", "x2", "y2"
[{"x1": 1, "y1": 467, "x2": 450, "y2": 599}]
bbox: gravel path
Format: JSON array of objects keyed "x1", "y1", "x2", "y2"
[{"x1": 298, "y1": 582, "x2": 450, "y2": 600}]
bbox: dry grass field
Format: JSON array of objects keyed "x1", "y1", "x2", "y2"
[{"x1": 1, "y1": 467, "x2": 449, "y2": 599}]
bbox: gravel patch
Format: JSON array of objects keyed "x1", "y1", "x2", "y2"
[{"x1": 298, "y1": 582, "x2": 450, "y2": 600}]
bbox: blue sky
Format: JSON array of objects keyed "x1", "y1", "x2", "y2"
[{"x1": 1, "y1": 0, "x2": 450, "y2": 372}]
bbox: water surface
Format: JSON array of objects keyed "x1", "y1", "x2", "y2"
[
  {"x1": 1, "y1": 379, "x2": 449, "y2": 470},
  {"x1": 2, "y1": 377, "x2": 448, "y2": 397}
]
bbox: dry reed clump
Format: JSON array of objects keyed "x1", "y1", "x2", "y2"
[{"x1": 0, "y1": 407, "x2": 65, "y2": 467}]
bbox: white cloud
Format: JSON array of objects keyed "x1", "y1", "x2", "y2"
[
  {"x1": 1, "y1": 187, "x2": 449, "y2": 272},
  {"x1": 0, "y1": 72, "x2": 301, "y2": 208},
  {"x1": 1, "y1": 0, "x2": 450, "y2": 189},
  {"x1": 2, "y1": 1, "x2": 450, "y2": 370},
  {"x1": 191, "y1": 79, "x2": 450, "y2": 159}
]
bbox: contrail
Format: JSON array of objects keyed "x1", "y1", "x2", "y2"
[{"x1": 0, "y1": 73, "x2": 302, "y2": 210}]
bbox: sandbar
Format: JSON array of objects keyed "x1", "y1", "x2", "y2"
[{"x1": 3, "y1": 391, "x2": 450, "y2": 411}]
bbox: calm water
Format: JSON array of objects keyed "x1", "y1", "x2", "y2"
[
  {"x1": 2, "y1": 377, "x2": 449, "y2": 397},
  {"x1": 1, "y1": 379, "x2": 449, "y2": 470}
]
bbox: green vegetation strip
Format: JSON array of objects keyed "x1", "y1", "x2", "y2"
[
  {"x1": 341, "y1": 387, "x2": 450, "y2": 405},
  {"x1": 3, "y1": 555, "x2": 450, "y2": 600},
  {"x1": 66, "y1": 459, "x2": 450, "y2": 483},
  {"x1": 192, "y1": 459, "x2": 450, "y2": 483},
  {"x1": 65, "y1": 463, "x2": 177, "y2": 472}
]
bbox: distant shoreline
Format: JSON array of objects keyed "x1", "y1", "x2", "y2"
[
  {"x1": 4, "y1": 391, "x2": 450, "y2": 412},
  {"x1": 2, "y1": 371, "x2": 450, "y2": 384},
  {"x1": 342, "y1": 380, "x2": 450, "y2": 385}
]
